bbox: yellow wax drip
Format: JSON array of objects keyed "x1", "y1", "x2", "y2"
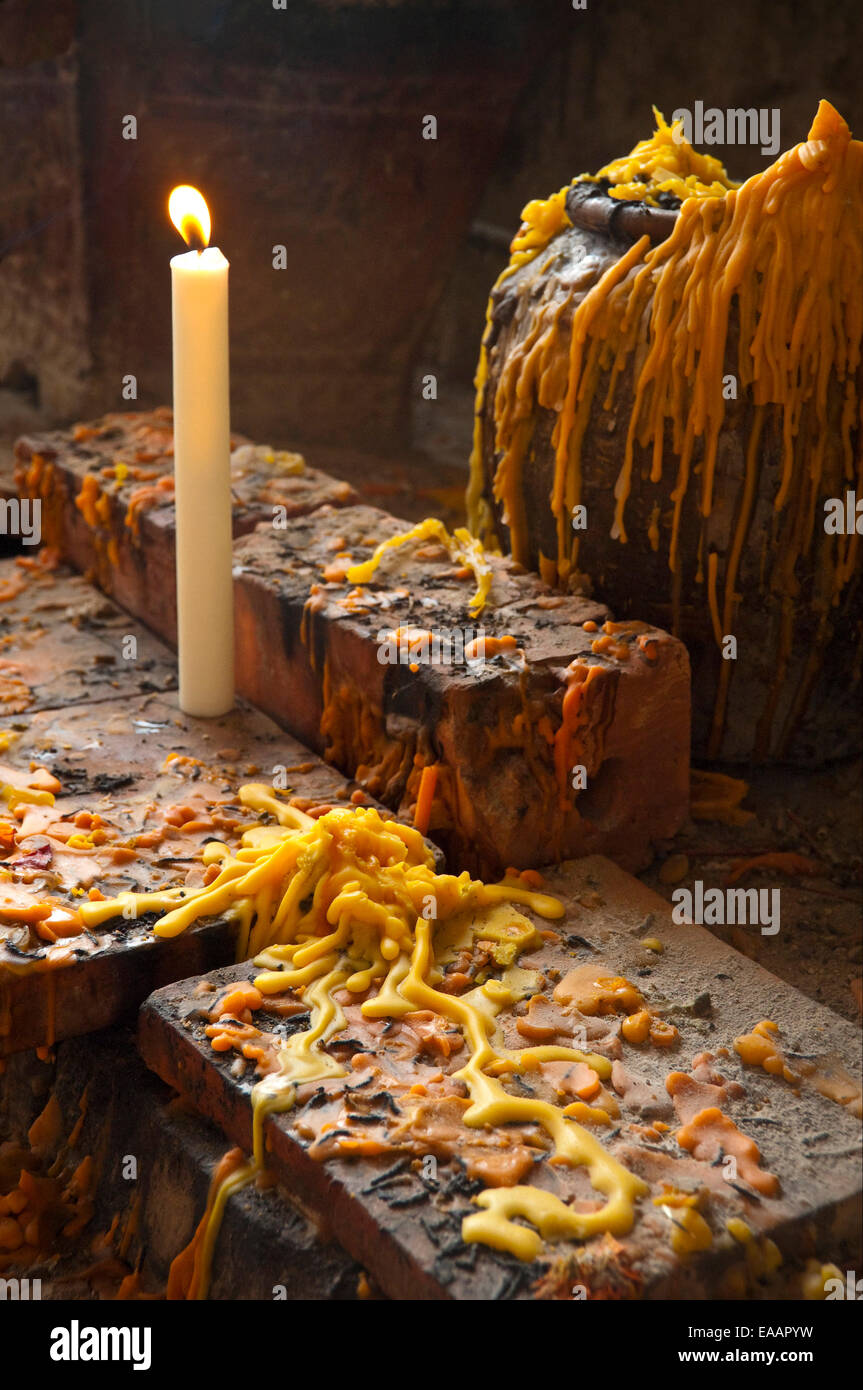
[
  {"x1": 85, "y1": 787, "x2": 647, "y2": 1291},
  {"x1": 466, "y1": 101, "x2": 862, "y2": 758}
]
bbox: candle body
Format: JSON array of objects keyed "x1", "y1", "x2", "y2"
[{"x1": 171, "y1": 247, "x2": 234, "y2": 716}]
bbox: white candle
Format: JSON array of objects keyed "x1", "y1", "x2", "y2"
[{"x1": 169, "y1": 185, "x2": 234, "y2": 717}]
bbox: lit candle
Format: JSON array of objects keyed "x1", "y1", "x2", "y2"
[{"x1": 168, "y1": 184, "x2": 234, "y2": 717}]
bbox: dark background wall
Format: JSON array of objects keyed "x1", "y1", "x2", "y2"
[{"x1": 1, "y1": 0, "x2": 861, "y2": 468}]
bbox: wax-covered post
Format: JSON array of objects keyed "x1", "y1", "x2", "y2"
[{"x1": 169, "y1": 185, "x2": 235, "y2": 717}]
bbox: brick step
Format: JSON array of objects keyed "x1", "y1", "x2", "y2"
[
  {"x1": 14, "y1": 409, "x2": 357, "y2": 645},
  {"x1": 138, "y1": 856, "x2": 862, "y2": 1300},
  {"x1": 0, "y1": 554, "x2": 178, "y2": 713},
  {"x1": 14, "y1": 410, "x2": 691, "y2": 879},
  {"x1": 233, "y1": 506, "x2": 689, "y2": 876},
  {"x1": 0, "y1": 569, "x2": 408, "y2": 1056},
  {"x1": 0, "y1": 1031, "x2": 360, "y2": 1299}
]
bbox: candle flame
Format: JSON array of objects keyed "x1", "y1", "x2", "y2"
[{"x1": 169, "y1": 185, "x2": 211, "y2": 251}]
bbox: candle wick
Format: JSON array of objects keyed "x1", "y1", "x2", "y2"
[{"x1": 183, "y1": 221, "x2": 207, "y2": 253}]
